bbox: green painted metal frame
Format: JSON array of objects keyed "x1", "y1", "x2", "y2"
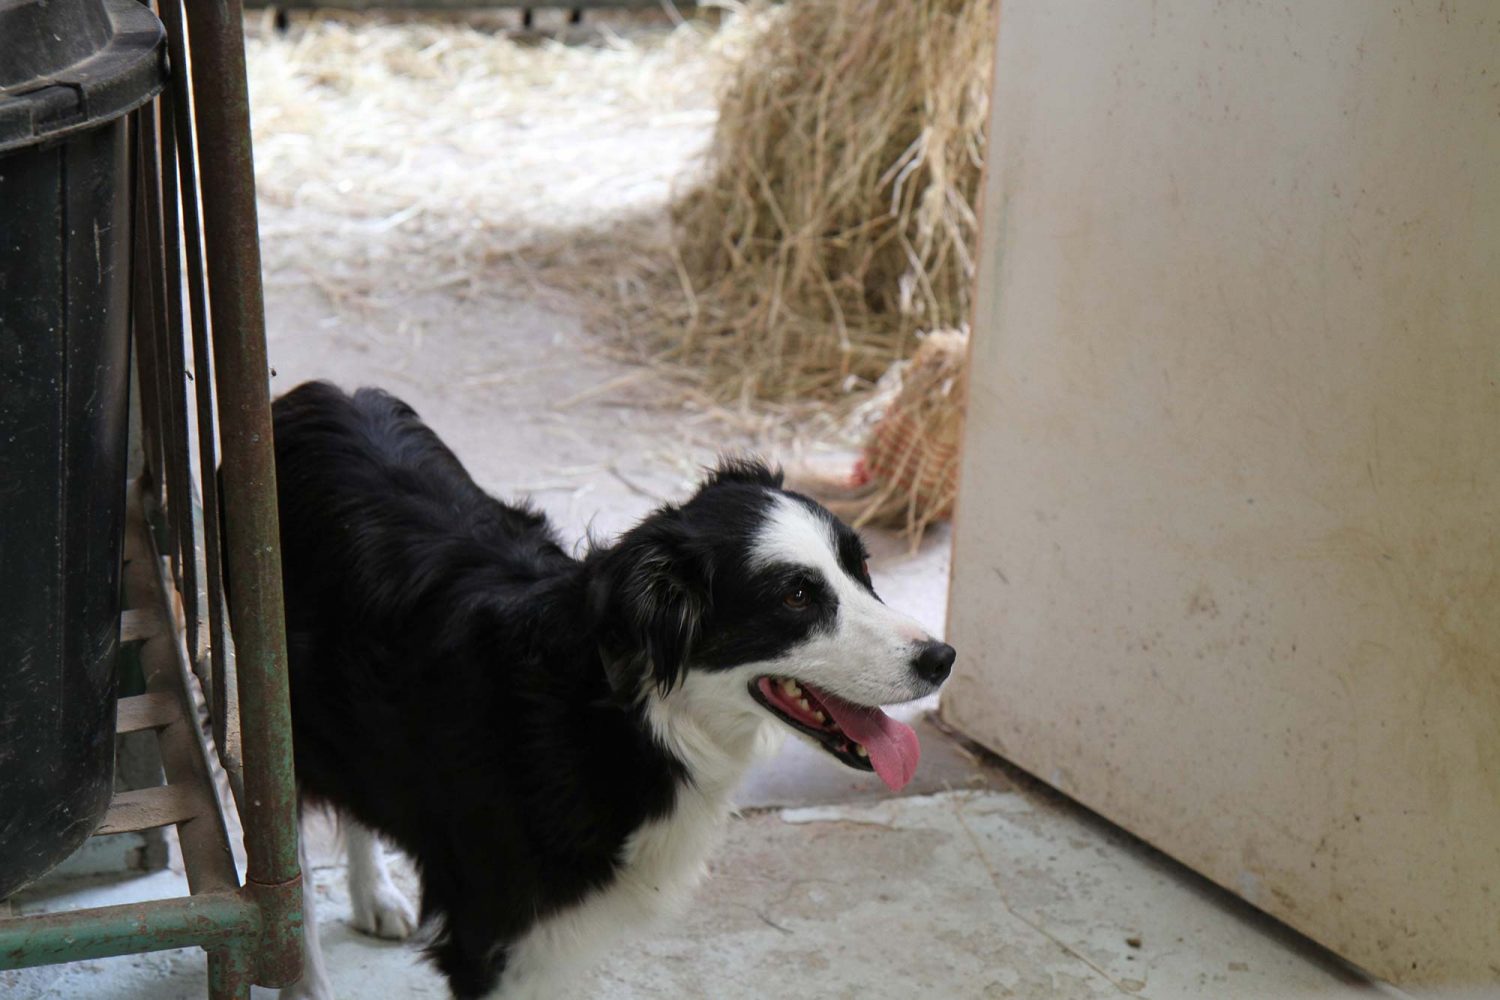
[{"x1": 0, "y1": 0, "x2": 302, "y2": 991}]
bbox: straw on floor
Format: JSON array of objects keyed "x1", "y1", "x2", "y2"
[{"x1": 244, "y1": 9, "x2": 757, "y2": 308}]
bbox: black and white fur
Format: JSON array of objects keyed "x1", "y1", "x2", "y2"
[{"x1": 266, "y1": 382, "x2": 955, "y2": 1000}]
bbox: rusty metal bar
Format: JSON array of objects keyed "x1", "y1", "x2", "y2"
[
  {"x1": 208, "y1": 945, "x2": 254, "y2": 1000},
  {"x1": 0, "y1": 893, "x2": 259, "y2": 970},
  {"x1": 130, "y1": 120, "x2": 165, "y2": 497},
  {"x1": 136, "y1": 101, "x2": 186, "y2": 583},
  {"x1": 180, "y1": 0, "x2": 302, "y2": 984},
  {"x1": 157, "y1": 0, "x2": 237, "y2": 783},
  {"x1": 184, "y1": 142, "x2": 232, "y2": 781},
  {"x1": 156, "y1": 86, "x2": 204, "y2": 665}
]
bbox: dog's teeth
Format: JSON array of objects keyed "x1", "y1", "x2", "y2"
[
  {"x1": 855, "y1": 745, "x2": 869, "y2": 758},
  {"x1": 798, "y1": 698, "x2": 811, "y2": 712},
  {"x1": 813, "y1": 710, "x2": 826, "y2": 723},
  {"x1": 781, "y1": 679, "x2": 799, "y2": 696}
]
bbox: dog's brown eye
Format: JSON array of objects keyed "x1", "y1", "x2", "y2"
[{"x1": 784, "y1": 587, "x2": 811, "y2": 609}]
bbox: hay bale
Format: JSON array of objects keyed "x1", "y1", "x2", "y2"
[
  {"x1": 788, "y1": 328, "x2": 968, "y2": 545},
  {"x1": 642, "y1": 0, "x2": 995, "y2": 402}
]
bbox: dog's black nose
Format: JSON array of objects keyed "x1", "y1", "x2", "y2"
[{"x1": 912, "y1": 641, "x2": 956, "y2": 686}]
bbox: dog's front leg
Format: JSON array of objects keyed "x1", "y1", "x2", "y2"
[{"x1": 347, "y1": 821, "x2": 418, "y2": 940}]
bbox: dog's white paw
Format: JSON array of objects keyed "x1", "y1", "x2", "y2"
[
  {"x1": 279, "y1": 971, "x2": 336, "y2": 1000},
  {"x1": 350, "y1": 879, "x2": 417, "y2": 940}
]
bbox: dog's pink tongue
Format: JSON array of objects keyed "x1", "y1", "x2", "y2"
[{"x1": 819, "y1": 694, "x2": 921, "y2": 792}]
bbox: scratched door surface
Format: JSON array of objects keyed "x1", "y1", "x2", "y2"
[{"x1": 943, "y1": 1, "x2": 1500, "y2": 985}]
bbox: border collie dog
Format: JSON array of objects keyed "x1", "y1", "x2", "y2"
[{"x1": 268, "y1": 382, "x2": 955, "y2": 1000}]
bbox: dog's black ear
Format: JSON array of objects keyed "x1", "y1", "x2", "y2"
[{"x1": 588, "y1": 515, "x2": 709, "y2": 700}]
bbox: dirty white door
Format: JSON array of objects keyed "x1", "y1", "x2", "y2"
[{"x1": 942, "y1": 0, "x2": 1500, "y2": 986}]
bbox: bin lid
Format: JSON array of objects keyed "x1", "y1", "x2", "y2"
[{"x1": 0, "y1": 0, "x2": 166, "y2": 154}]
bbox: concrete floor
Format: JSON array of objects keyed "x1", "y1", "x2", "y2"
[
  {"x1": 1, "y1": 13, "x2": 1422, "y2": 999},
  {"x1": 7, "y1": 768, "x2": 1399, "y2": 999}
]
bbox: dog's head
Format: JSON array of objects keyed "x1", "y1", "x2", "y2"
[{"x1": 587, "y1": 459, "x2": 954, "y2": 790}]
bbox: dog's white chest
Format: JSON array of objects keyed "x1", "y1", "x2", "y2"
[
  {"x1": 487, "y1": 782, "x2": 737, "y2": 999},
  {"x1": 486, "y1": 705, "x2": 778, "y2": 998},
  {"x1": 620, "y1": 784, "x2": 734, "y2": 902}
]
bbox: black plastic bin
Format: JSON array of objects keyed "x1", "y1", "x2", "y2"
[{"x1": 0, "y1": 0, "x2": 166, "y2": 899}]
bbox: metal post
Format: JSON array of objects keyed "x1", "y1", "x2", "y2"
[
  {"x1": 158, "y1": 0, "x2": 236, "y2": 789},
  {"x1": 130, "y1": 117, "x2": 166, "y2": 500},
  {"x1": 179, "y1": 0, "x2": 302, "y2": 986},
  {"x1": 208, "y1": 945, "x2": 255, "y2": 1000}
]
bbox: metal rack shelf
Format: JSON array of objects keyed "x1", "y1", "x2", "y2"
[{"x1": 0, "y1": 0, "x2": 302, "y2": 992}]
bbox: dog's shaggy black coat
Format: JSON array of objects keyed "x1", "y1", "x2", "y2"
[{"x1": 267, "y1": 381, "x2": 825, "y2": 998}]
